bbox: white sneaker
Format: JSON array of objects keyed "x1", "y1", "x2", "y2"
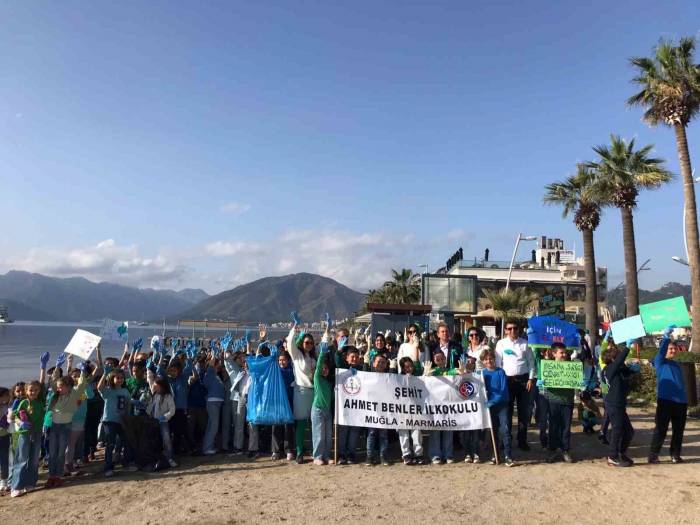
[
  {"x1": 0, "y1": 479, "x2": 7, "y2": 492},
  {"x1": 168, "y1": 459, "x2": 178, "y2": 468},
  {"x1": 10, "y1": 489, "x2": 26, "y2": 498},
  {"x1": 104, "y1": 470, "x2": 115, "y2": 477},
  {"x1": 473, "y1": 454, "x2": 480, "y2": 464},
  {"x1": 286, "y1": 452, "x2": 295, "y2": 461}
]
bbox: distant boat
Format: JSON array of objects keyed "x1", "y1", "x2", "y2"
[
  {"x1": 135, "y1": 321, "x2": 149, "y2": 326},
  {"x1": 0, "y1": 305, "x2": 13, "y2": 324}
]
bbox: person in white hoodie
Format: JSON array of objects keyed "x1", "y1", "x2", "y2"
[
  {"x1": 146, "y1": 375, "x2": 177, "y2": 467},
  {"x1": 397, "y1": 323, "x2": 427, "y2": 374},
  {"x1": 286, "y1": 311, "x2": 317, "y2": 464}
]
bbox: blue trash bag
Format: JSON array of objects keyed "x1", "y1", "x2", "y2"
[{"x1": 246, "y1": 350, "x2": 294, "y2": 425}]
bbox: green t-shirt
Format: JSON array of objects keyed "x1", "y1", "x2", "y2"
[{"x1": 15, "y1": 397, "x2": 46, "y2": 434}]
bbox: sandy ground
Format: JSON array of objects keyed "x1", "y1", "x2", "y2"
[{"x1": 2, "y1": 407, "x2": 699, "y2": 525}]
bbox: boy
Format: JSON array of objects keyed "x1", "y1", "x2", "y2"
[
  {"x1": 539, "y1": 343, "x2": 576, "y2": 463},
  {"x1": 423, "y1": 351, "x2": 462, "y2": 464},
  {"x1": 363, "y1": 353, "x2": 392, "y2": 465},
  {"x1": 335, "y1": 346, "x2": 362, "y2": 465},
  {"x1": 481, "y1": 348, "x2": 513, "y2": 467}
]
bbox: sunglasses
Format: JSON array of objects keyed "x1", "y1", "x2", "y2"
[
  {"x1": 408, "y1": 330, "x2": 417, "y2": 334},
  {"x1": 303, "y1": 340, "x2": 313, "y2": 345},
  {"x1": 505, "y1": 327, "x2": 516, "y2": 331},
  {"x1": 469, "y1": 333, "x2": 478, "y2": 338}
]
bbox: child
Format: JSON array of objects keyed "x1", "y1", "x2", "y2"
[
  {"x1": 9, "y1": 380, "x2": 46, "y2": 497},
  {"x1": 335, "y1": 345, "x2": 362, "y2": 465},
  {"x1": 649, "y1": 325, "x2": 687, "y2": 464},
  {"x1": 311, "y1": 340, "x2": 334, "y2": 465},
  {"x1": 364, "y1": 353, "x2": 392, "y2": 466},
  {"x1": 0, "y1": 387, "x2": 10, "y2": 493},
  {"x1": 603, "y1": 339, "x2": 640, "y2": 467},
  {"x1": 272, "y1": 349, "x2": 296, "y2": 460},
  {"x1": 225, "y1": 350, "x2": 248, "y2": 454},
  {"x1": 65, "y1": 364, "x2": 95, "y2": 475},
  {"x1": 481, "y1": 348, "x2": 513, "y2": 467},
  {"x1": 202, "y1": 355, "x2": 227, "y2": 455},
  {"x1": 97, "y1": 368, "x2": 134, "y2": 476},
  {"x1": 539, "y1": 343, "x2": 576, "y2": 463},
  {"x1": 161, "y1": 356, "x2": 194, "y2": 455},
  {"x1": 423, "y1": 351, "x2": 463, "y2": 464},
  {"x1": 147, "y1": 376, "x2": 177, "y2": 467},
  {"x1": 397, "y1": 357, "x2": 424, "y2": 465}
]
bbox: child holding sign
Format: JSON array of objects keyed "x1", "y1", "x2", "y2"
[
  {"x1": 648, "y1": 325, "x2": 688, "y2": 464},
  {"x1": 481, "y1": 348, "x2": 513, "y2": 467},
  {"x1": 539, "y1": 343, "x2": 576, "y2": 463}
]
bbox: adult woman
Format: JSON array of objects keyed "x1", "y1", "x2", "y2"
[
  {"x1": 397, "y1": 323, "x2": 427, "y2": 372},
  {"x1": 286, "y1": 314, "x2": 317, "y2": 464},
  {"x1": 465, "y1": 328, "x2": 489, "y2": 372}
]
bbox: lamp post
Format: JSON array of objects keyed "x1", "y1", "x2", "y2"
[{"x1": 505, "y1": 234, "x2": 537, "y2": 292}]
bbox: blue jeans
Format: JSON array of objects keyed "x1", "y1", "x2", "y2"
[
  {"x1": 366, "y1": 428, "x2": 388, "y2": 461},
  {"x1": 11, "y1": 431, "x2": 42, "y2": 490},
  {"x1": 460, "y1": 430, "x2": 483, "y2": 456},
  {"x1": 548, "y1": 402, "x2": 573, "y2": 452},
  {"x1": 311, "y1": 406, "x2": 332, "y2": 461},
  {"x1": 490, "y1": 403, "x2": 512, "y2": 459},
  {"x1": 203, "y1": 401, "x2": 222, "y2": 452},
  {"x1": 103, "y1": 421, "x2": 132, "y2": 471},
  {"x1": 48, "y1": 422, "x2": 71, "y2": 477},
  {"x1": 428, "y1": 431, "x2": 454, "y2": 461},
  {"x1": 159, "y1": 422, "x2": 174, "y2": 460},
  {"x1": 337, "y1": 425, "x2": 360, "y2": 461}
]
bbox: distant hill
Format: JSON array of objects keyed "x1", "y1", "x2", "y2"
[
  {"x1": 178, "y1": 273, "x2": 366, "y2": 323},
  {"x1": 607, "y1": 282, "x2": 691, "y2": 317},
  {"x1": 0, "y1": 271, "x2": 209, "y2": 322}
]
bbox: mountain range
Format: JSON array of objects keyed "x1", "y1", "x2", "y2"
[
  {"x1": 606, "y1": 281, "x2": 691, "y2": 317},
  {"x1": 0, "y1": 271, "x2": 208, "y2": 321},
  {"x1": 177, "y1": 273, "x2": 366, "y2": 323}
]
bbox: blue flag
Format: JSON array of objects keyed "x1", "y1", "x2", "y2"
[{"x1": 527, "y1": 315, "x2": 580, "y2": 349}]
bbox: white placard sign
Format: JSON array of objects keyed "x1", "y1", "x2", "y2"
[
  {"x1": 64, "y1": 329, "x2": 102, "y2": 360},
  {"x1": 100, "y1": 319, "x2": 129, "y2": 342},
  {"x1": 335, "y1": 370, "x2": 491, "y2": 431}
]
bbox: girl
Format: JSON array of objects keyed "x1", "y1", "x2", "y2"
[
  {"x1": 147, "y1": 377, "x2": 177, "y2": 467},
  {"x1": 45, "y1": 360, "x2": 90, "y2": 487},
  {"x1": 0, "y1": 387, "x2": 11, "y2": 493},
  {"x1": 364, "y1": 352, "x2": 392, "y2": 466},
  {"x1": 367, "y1": 333, "x2": 387, "y2": 367},
  {"x1": 311, "y1": 338, "x2": 333, "y2": 465},
  {"x1": 603, "y1": 339, "x2": 640, "y2": 467},
  {"x1": 397, "y1": 357, "x2": 424, "y2": 465},
  {"x1": 97, "y1": 368, "x2": 133, "y2": 476},
  {"x1": 272, "y1": 349, "x2": 296, "y2": 461},
  {"x1": 649, "y1": 325, "x2": 687, "y2": 464},
  {"x1": 65, "y1": 365, "x2": 95, "y2": 475},
  {"x1": 9, "y1": 380, "x2": 46, "y2": 497},
  {"x1": 202, "y1": 355, "x2": 227, "y2": 455},
  {"x1": 286, "y1": 312, "x2": 317, "y2": 464}
]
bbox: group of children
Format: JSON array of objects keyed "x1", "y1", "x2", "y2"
[{"x1": 0, "y1": 317, "x2": 689, "y2": 498}]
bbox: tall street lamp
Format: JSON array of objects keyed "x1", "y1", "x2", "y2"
[{"x1": 505, "y1": 234, "x2": 537, "y2": 292}]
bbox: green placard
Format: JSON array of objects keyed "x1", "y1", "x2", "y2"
[
  {"x1": 639, "y1": 296, "x2": 691, "y2": 333},
  {"x1": 541, "y1": 360, "x2": 583, "y2": 389}
]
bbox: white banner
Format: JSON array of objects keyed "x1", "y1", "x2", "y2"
[
  {"x1": 100, "y1": 319, "x2": 129, "y2": 342},
  {"x1": 336, "y1": 370, "x2": 491, "y2": 431},
  {"x1": 64, "y1": 329, "x2": 102, "y2": 360}
]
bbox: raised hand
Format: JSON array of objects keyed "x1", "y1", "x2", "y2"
[
  {"x1": 40, "y1": 352, "x2": 51, "y2": 370},
  {"x1": 422, "y1": 361, "x2": 434, "y2": 376},
  {"x1": 259, "y1": 324, "x2": 267, "y2": 342},
  {"x1": 389, "y1": 359, "x2": 397, "y2": 370},
  {"x1": 626, "y1": 339, "x2": 635, "y2": 349},
  {"x1": 339, "y1": 336, "x2": 348, "y2": 350},
  {"x1": 536, "y1": 379, "x2": 544, "y2": 387},
  {"x1": 55, "y1": 353, "x2": 67, "y2": 369},
  {"x1": 78, "y1": 361, "x2": 90, "y2": 373},
  {"x1": 324, "y1": 313, "x2": 332, "y2": 329},
  {"x1": 663, "y1": 325, "x2": 676, "y2": 337},
  {"x1": 457, "y1": 359, "x2": 467, "y2": 375},
  {"x1": 290, "y1": 311, "x2": 301, "y2": 326},
  {"x1": 363, "y1": 350, "x2": 371, "y2": 365}
]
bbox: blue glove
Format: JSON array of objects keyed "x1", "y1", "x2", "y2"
[
  {"x1": 339, "y1": 336, "x2": 348, "y2": 350},
  {"x1": 324, "y1": 312, "x2": 332, "y2": 327},
  {"x1": 629, "y1": 362, "x2": 641, "y2": 373},
  {"x1": 291, "y1": 311, "x2": 301, "y2": 326},
  {"x1": 39, "y1": 352, "x2": 51, "y2": 370},
  {"x1": 104, "y1": 364, "x2": 114, "y2": 375},
  {"x1": 626, "y1": 339, "x2": 635, "y2": 348},
  {"x1": 55, "y1": 353, "x2": 67, "y2": 369},
  {"x1": 663, "y1": 325, "x2": 676, "y2": 337},
  {"x1": 536, "y1": 379, "x2": 544, "y2": 387},
  {"x1": 78, "y1": 361, "x2": 89, "y2": 373}
]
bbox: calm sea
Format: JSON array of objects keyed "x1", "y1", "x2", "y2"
[{"x1": 0, "y1": 321, "x2": 298, "y2": 387}]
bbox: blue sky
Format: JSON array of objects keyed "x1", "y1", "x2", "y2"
[{"x1": 1, "y1": 1, "x2": 698, "y2": 293}]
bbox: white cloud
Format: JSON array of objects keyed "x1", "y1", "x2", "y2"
[
  {"x1": 219, "y1": 202, "x2": 251, "y2": 215},
  {"x1": 3, "y1": 239, "x2": 188, "y2": 288}
]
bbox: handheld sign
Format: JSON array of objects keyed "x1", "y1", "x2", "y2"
[
  {"x1": 100, "y1": 319, "x2": 129, "y2": 342},
  {"x1": 64, "y1": 329, "x2": 101, "y2": 360},
  {"x1": 610, "y1": 315, "x2": 646, "y2": 342},
  {"x1": 639, "y1": 296, "x2": 691, "y2": 333},
  {"x1": 527, "y1": 315, "x2": 580, "y2": 349},
  {"x1": 541, "y1": 360, "x2": 583, "y2": 389}
]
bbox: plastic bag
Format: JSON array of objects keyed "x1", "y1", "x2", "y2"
[{"x1": 246, "y1": 350, "x2": 293, "y2": 425}]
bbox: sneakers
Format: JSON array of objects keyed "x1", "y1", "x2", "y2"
[
  {"x1": 338, "y1": 458, "x2": 348, "y2": 465},
  {"x1": 203, "y1": 449, "x2": 217, "y2": 456},
  {"x1": 403, "y1": 456, "x2": 412, "y2": 465},
  {"x1": 381, "y1": 456, "x2": 391, "y2": 466},
  {"x1": 0, "y1": 479, "x2": 8, "y2": 492},
  {"x1": 504, "y1": 457, "x2": 515, "y2": 467},
  {"x1": 562, "y1": 451, "x2": 574, "y2": 464},
  {"x1": 313, "y1": 459, "x2": 324, "y2": 466},
  {"x1": 490, "y1": 457, "x2": 497, "y2": 465},
  {"x1": 168, "y1": 459, "x2": 178, "y2": 468},
  {"x1": 271, "y1": 452, "x2": 282, "y2": 460},
  {"x1": 286, "y1": 452, "x2": 296, "y2": 461},
  {"x1": 472, "y1": 454, "x2": 480, "y2": 464},
  {"x1": 413, "y1": 456, "x2": 424, "y2": 465},
  {"x1": 621, "y1": 454, "x2": 634, "y2": 465},
  {"x1": 104, "y1": 470, "x2": 115, "y2": 477},
  {"x1": 431, "y1": 457, "x2": 442, "y2": 465},
  {"x1": 445, "y1": 458, "x2": 455, "y2": 464},
  {"x1": 464, "y1": 455, "x2": 473, "y2": 463},
  {"x1": 10, "y1": 489, "x2": 26, "y2": 498},
  {"x1": 671, "y1": 456, "x2": 684, "y2": 464},
  {"x1": 547, "y1": 450, "x2": 560, "y2": 463},
  {"x1": 647, "y1": 454, "x2": 660, "y2": 464},
  {"x1": 607, "y1": 456, "x2": 632, "y2": 467},
  {"x1": 296, "y1": 454, "x2": 304, "y2": 464}
]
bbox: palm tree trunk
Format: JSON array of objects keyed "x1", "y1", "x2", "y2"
[
  {"x1": 620, "y1": 206, "x2": 639, "y2": 316},
  {"x1": 675, "y1": 124, "x2": 700, "y2": 352},
  {"x1": 582, "y1": 228, "x2": 599, "y2": 346}
]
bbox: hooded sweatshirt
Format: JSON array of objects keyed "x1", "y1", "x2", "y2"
[{"x1": 653, "y1": 336, "x2": 687, "y2": 404}]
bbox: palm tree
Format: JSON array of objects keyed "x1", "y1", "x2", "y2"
[
  {"x1": 383, "y1": 268, "x2": 421, "y2": 304},
  {"x1": 587, "y1": 135, "x2": 673, "y2": 316},
  {"x1": 483, "y1": 287, "x2": 538, "y2": 336},
  {"x1": 544, "y1": 165, "x2": 602, "y2": 345},
  {"x1": 628, "y1": 36, "x2": 700, "y2": 348}
]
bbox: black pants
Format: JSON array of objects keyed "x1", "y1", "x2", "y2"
[
  {"x1": 650, "y1": 398, "x2": 688, "y2": 457},
  {"x1": 171, "y1": 409, "x2": 193, "y2": 454},
  {"x1": 507, "y1": 374, "x2": 532, "y2": 446},
  {"x1": 607, "y1": 405, "x2": 634, "y2": 459},
  {"x1": 187, "y1": 407, "x2": 208, "y2": 451},
  {"x1": 548, "y1": 402, "x2": 573, "y2": 452},
  {"x1": 272, "y1": 424, "x2": 295, "y2": 454}
]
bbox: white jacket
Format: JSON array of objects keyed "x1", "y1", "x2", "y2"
[{"x1": 146, "y1": 393, "x2": 175, "y2": 421}]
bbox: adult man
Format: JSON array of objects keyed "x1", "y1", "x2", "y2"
[
  {"x1": 431, "y1": 322, "x2": 463, "y2": 369},
  {"x1": 495, "y1": 321, "x2": 535, "y2": 450}
]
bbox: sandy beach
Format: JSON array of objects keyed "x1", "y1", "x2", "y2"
[{"x1": 2, "y1": 407, "x2": 699, "y2": 524}]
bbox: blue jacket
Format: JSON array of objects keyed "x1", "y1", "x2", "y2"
[
  {"x1": 482, "y1": 367, "x2": 509, "y2": 407},
  {"x1": 188, "y1": 366, "x2": 208, "y2": 408},
  {"x1": 653, "y1": 337, "x2": 687, "y2": 404},
  {"x1": 280, "y1": 365, "x2": 295, "y2": 405},
  {"x1": 158, "y1": 361, "x2": 192, "y2": 410},
  {"x1": 204, "y1": 366, "x2": 226, "y2": 400}
]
